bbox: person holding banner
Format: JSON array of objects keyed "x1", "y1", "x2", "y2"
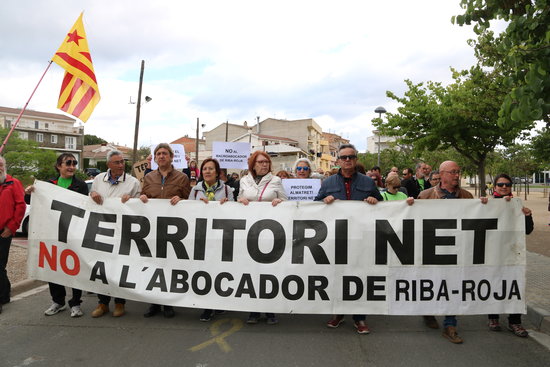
[
  {"x1": 418, "y1": 160, "x2": 473, "y2": 344},
  {"x1": 140, "y1": 143, "x2": 191, "y2": 318},
  {"x1": 314, "y1": 143, "x2": 382, "y2": 335},
  {"x1": 238, "y1": 151, "x2": 288, "y2": 325},
  {"x1": 25, "y1": 153, "x2": 89, "y2": 318},
  {"x1": 190, "y1": 158, "x2": 234, "y2": 321},
  {"x1": 89, "y1": 150, "x2": 141, "y2": 318},
  {"x1": 293, "y1": 158, "x2": 312, "y2": 179},
  {"x1": 0, "y1": 156, "x2": 26, "y2": 314},
  {"x1": 486, "y1": 173, "x2": 533, "y2": 337}
]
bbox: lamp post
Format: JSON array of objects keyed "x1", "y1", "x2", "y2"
[
  {"x1": 374, "y1": 106, "x2": 386, "y2": 167},
  {"x1": 131, "y1": 60, "x2": 153, "y2": 165}
]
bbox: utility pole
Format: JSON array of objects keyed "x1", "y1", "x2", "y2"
[{"x1": 132, "y1": 60, "x2": 145, "y2": 165}]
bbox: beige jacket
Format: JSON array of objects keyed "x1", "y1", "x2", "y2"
[{"x1": 417, "y1": 185, "x2": 473, "y2": 200}]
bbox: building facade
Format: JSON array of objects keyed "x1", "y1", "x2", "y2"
[
  {"x1": 0, "y1": 106, "x2": 83, "y2": 163},
  {"x1": 366, "y1": 130, "x2": 398, "y2": 154}
]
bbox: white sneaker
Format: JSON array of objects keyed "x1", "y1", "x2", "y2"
[
  {"x1": 70, "y1": 305, "x2": 83, "y2": 318},
  {"x1": 44, "y1": 303, "x2": 67, "y2": 316}
]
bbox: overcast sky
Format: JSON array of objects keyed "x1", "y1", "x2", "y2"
[{"x1": 1, "y1": 0, "x2": 487, "y2": 151}]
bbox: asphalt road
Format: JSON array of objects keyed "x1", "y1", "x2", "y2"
[{"x1": 1, "y1": 288, "x2": 550, "y2": 367}]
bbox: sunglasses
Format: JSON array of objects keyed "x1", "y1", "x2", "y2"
[
  {"x1": 296, "y1": 166, "x2": 310, "y2": 171},
  {"x1": 64, "y1": 160, "x2": 78, "y2": 166},
  {"x1": 496, "y1": 182, "x2": 512, "y2": 187},
  {"x1": 339, "y1": 155, "x2": 357, "y2": 161}
]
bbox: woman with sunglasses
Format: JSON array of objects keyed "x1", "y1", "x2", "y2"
[
  {"x1": 293, "y1": 158, "x2": 313, "y2": 179},
  {"x1": 238, "y1": 151, "x2": 287, "y2": 325},
  {"x1": 487, "y1": 173, "x2": 533, "y2": 337},
  {"x1": 25, "y1": 153, "x2": 88, "y2": 318}
]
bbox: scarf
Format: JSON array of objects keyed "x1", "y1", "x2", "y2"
[{"x1": 203, "y1": 180, "x2": 220, "y2": 201}]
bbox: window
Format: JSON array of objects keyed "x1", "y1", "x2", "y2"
[
  {"x1": 36, "y1": 133, "x2": 44, "y2": 143},
  {"x1": 35, "y1": 120, "x2": 39, "y2": 129},
  {"x1": 4, "y1": 120, "x2": 11, "y2": 129},
  {"x1": 51, "y1": 134, "x2": 58, "y2": 144},
  {"x1": 65, "y1": 136, "x2": 76, "y2": 150},
  {"x1": 18, "y1": 131, "x2": 28, "y2": 140},
  {"x1": 45, "y1": 123, "x2": 49, "y2": 129}
]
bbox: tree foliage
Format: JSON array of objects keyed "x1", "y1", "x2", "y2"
[
  {"x1": 530, "y1": 128, "x2": 550, "y2": 165},
  {"x1": 453, "y1": 0, "x2": 550, "y2": 129},
  {"x1": 0, "y1": 128, "x2": 57, "y2": 185},
  {"x1": 84, "y1": 134, "x2": 108, "y2": 145},
  {"x1": 376, "y1": 66, "x2": 524, "y2": 195}
]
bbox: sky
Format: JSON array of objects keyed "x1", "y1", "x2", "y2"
[{"x1": 0, "y1": 0, "x2": 493, "y2": 152}]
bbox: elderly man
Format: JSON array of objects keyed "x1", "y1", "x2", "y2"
[
  {"x1": 418, "y1": 160, "x2": 473, "y2": 344},
  {"x1": 0, "y1": 156, "x2": 26, "y2": 314},
  {"x1": 315, "y1": 144, "x2": 382, "y2": 334},
  {"x1": 89, "y1": 150, "x2": 141, "y2": 318},
  {"x1": 140, "y1": 143, "x2": 191, "y2": 318}
]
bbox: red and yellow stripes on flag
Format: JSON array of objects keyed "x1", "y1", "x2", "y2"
[{"x1": 52, "y1": 13, "x2": 100, "y2": 122}]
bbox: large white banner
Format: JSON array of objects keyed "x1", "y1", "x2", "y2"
[{"x1": 28, "y1": 181, "x2": 526, "y2": 315}]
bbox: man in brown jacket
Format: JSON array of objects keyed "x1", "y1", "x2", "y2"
[
  {"x1": 418, "y1": 160, "x2": 473, "y2": 344},
  {"x1": 140, "y1": 143, "x2": 191, "y2": 318}
]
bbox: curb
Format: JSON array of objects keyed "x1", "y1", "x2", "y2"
[
  {"x1": 527, "y1": 303, "x2": 550, "y2": 334},
  {"x1": 11, "y1": 279, "x2": 46, "y2": 297}
]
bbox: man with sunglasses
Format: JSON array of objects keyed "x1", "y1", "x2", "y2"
[
  {"x1": 89, "y1": 150, "x2": 141, "y2": 318},
  {"x1": 315, "y1": 144, "x2": 382, "y2": 334},
  {"x1": 418, "y1": 160, "x2": 473, "y2": 344},
  {"x1": 0, "y1": 156, "x2": 26, "y2": 314}
]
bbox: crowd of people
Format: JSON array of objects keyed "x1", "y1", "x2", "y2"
[{"x1": 0, "y1": 141, "x2": 541, "y2": 345}]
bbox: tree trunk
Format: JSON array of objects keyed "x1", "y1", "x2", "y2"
[{"x1": 477, "y1": 160, "x2": 487, "y2": 197}]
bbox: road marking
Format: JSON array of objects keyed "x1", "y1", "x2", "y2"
[{"x1": 189, "y1": 318, "x2": 243, "y2": 353}]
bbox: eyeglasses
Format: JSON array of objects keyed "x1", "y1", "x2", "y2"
[
  {"x1": 339, "y1": 155, "x2": 357, "y2": 161},
  {"x1": 496, "y1": 182, "x2": 512, "y2": 187},
  {"x1": 256, "y1": 160, "x2": 270, "y2": 165},
  {"x1": 442, "y1": 170, "x2": 461, "y2": 175},
  {"x1": 430, "y1": 177, "x2": 441, "y2": 181},
  {"x1": 296, "y1": 166, "x2": 310, "y2": 171},
  {"x1": 110, "y1": 160, "x2": 125, "y2": 165},
  {"x1": 64, "y1": 160, "x2": 78, "y2": 166}
]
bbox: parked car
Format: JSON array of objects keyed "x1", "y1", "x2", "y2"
[
  {"x1": 16, "y1": 204, "x2": 31, "y2": 236},
  {"x1": 86, "y1": 179, "x2": 93, "y2": 192},
  {"x1": 85, "y1": 168, "x2": 101, "y2": 177}
]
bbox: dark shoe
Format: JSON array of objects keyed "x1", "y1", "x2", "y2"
[
  {"x1": 327, "y1": 315, "x2": 344, "y2": 328},
  {"x1": 354, "y1": 320, "x2": 370, "y2": 334},
  {"x1": 423, "y1": 316, "x2": 439, "y2": 329},
  {"x1": 488, "y1": 318, "x2": 501, "y2": 331},
  {"x1": 215, "y1": 310, "x2": 226, "y2": 315},
  {"x1": 442, "y1": 326, "x2": 463, "y2": 344},
  {"x1": 163, "y1": 306, "x2": 175, "y2": 318},
  {"x1": 247, "y1": 314, "x2": 259, "y2": 324},
  {"x1": 143, "y1": 304, "x2": 161, "y2": 318},
  {"x1": 200, "y1": 310, "x2": 214, "y2": 322},
  {"x1": 266, "y1": 317, "x2": 279, "y2": 325},
  {"x1": 508, "y1": 323, "x2": 528, "y2": 337},
  {"x1": 0, "y1": 304, "x2": 2, "y2": 314}
]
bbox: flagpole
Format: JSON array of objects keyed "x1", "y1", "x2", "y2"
[{"x1": 0, "y1": 61, "x2": 54, "y2": 154}]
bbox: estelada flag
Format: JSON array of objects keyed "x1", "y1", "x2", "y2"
[{"x1": 52, "y1": 13, "x2": 100, "y2": 122}]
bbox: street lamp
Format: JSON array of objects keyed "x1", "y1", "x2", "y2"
[
  {"x1": 196, "y1": 118, "x2": 206, "y2": 163},
  {"x1": 374, "y1": 106, "x2": 386, "y2": 167}
]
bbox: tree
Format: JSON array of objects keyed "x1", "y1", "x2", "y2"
[
  {"x1": 531, "y1": 128, "x2": 550, "y2": 165},
  {"x1": 0, "y1": 128, "x2": 58, "y2": 185},
  {"x1": 453, "y1": 0, "x2": 550, "y2": 129},
  {"x1": 376, "y1": 66, "x2": 525, "y2": 196},
  {"x1": 84, "y1": 134, "x2": 107, "y2": 145}
]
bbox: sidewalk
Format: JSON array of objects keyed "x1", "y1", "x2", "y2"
[{"x1": 8, "y1": 191, "x2": 550, "y2": 332}]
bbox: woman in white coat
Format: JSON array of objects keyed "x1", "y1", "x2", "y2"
[{"x1": 238, "y1": 151, "x2": 287, "y2": 325}]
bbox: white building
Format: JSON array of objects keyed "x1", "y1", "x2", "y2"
[{"x1": 366, "y1": 130, "x2": 398, "y2": 154}]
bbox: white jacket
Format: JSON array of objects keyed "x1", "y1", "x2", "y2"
[{"x1": 238, "y1": 172, "x2": 288, "y2": 202}]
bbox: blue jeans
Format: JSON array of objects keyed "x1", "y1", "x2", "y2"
[{"x1": 443, "y1": 316, "x2": 457, "y2": 328}]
